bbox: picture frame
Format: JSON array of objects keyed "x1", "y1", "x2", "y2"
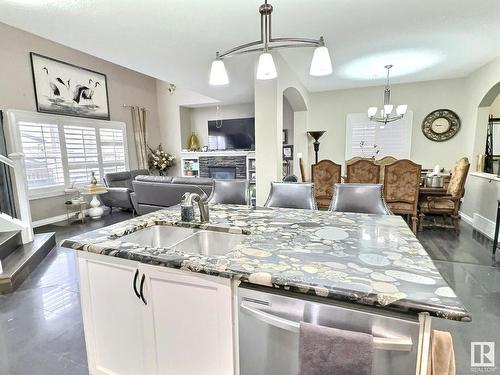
[
  {"x1": 283, "y1": 129, "x2": 288, "y2": 144},
  {"x1": 30, "y1": 52, "x2": 110, "y2": 120},
  {"x1": 249, "y1": 171, "x2": 256, "y2": 181},
  {"x1": 202, "y1": 145, "x2": 209, "y2": 152},
  {"x1": 283, "y1": 145, "x2": 293, "y2": 160},
  {"x1": 249, "y1": 159, "x2": 256, "y2": 170}
]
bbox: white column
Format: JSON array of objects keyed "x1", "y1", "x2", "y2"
[{"x1": 255, "y1": 79, "x2": 283, "y2": 205}]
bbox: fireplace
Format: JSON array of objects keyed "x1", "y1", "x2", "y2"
[{"x1": 208, "y1": 166, "x2": 236, "y2": 179}]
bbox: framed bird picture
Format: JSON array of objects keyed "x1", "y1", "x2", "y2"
[{"x1": 30, "y1": 52, "x2": 110, "y2": 120}]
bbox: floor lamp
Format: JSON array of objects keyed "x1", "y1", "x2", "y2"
[{"x1": 307, "y1": 131, "x2": 326, "y2": 164}]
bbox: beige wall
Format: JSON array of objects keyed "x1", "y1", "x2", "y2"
[
  {"x1": 490, "y1": 94, "x2": 500, "y2": 117},
  {"x1": 0, "y1": 22, "x2": 160, "y2": 222},
  {"x1": 308, "y1": 78, "x2": 467, "y2": 170}
]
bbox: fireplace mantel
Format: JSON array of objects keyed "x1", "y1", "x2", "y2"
[{"x1": 180, "y1": 150, "x2": 255, "y2": 158}]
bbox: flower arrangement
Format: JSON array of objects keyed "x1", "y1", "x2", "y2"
[
  {"x1": 148, "y1": 144, "x2": 175, "y2": 175},
  {"x1": 359, "y1": 140, "x2": 380, "y2": 159}
]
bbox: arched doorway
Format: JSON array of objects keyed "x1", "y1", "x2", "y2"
[{"x1": 283, "y1": 87, "x2": 308, "y2": 180}]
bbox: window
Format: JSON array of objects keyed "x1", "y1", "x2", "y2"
[
  {"x1": 345, "y1": 111, "x2": 413, "y2": 161},
  {"x1": 9, "y1": 111, "x2": 128, "y2": 198}
]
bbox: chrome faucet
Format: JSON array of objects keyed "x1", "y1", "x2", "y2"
[{"x1": 190, "y1": 193, "x2": 210, "y2": 224}]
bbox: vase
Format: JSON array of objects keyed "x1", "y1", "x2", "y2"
[{"x1": 188, "y1": 132, "x2": 200, "y2": 151}]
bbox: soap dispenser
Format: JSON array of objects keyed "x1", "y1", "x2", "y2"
[{"x1": 180, "y1": 192, "x2": 195, "y2": 222}]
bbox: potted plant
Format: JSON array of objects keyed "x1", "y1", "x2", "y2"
[{"x1": 148, "y1": 144, "x2": 175, "y2": 176}]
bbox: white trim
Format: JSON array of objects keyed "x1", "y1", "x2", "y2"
[
  {"x1": 459, "y1": 211, "x2": 473, "y2": 226},
  {"x1": 469, "y1": 171, "x2": 500, "y2": 182},
  {"x1": 32, "y1": 208, "x2": 91, "y2": 228}
]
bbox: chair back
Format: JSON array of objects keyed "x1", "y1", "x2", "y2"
[
  {"x1": 374, "y1": 156, "x2": 397, "y2": 182},
  {"x1": 346, "y1": 157, "x2": 363, "y2": 165},
  {"x1": 383, "y1": 159, "x2": 422, "y2": 215},
  {"x1": 329, "y1": 184, "x2": 391, "y2": 215},
  {"x1": 299, "y1": 158, "x2": 308, "y2": 182},
  {"x1": 311, "y1": 160, "x2": 342, "y2": 209},
  {"x1": 208, "y1": 179, "x2": 250, "y2": 205},
  {"x1": 446, "y1": 157, "x2": 470, "y2": 197},
  {"x1": 264, "y1": 182, "x2": 317, "y2": 210},
  {"x1": 346, "y1": 159, "x2": 380, "y2": 183}
]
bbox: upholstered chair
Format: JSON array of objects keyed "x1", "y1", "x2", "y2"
[
  {"x1": 264, "y1": 182, "x2": 317, "y2": 210},
  {"x1": 418, "y1": 157, "x2": 470, "y2": 233},
  {"x1": 208, "y1": 179, "x2": 250, "y2": 205},
  {"x1": 311, "y1": 160, "x2": 342, "y2": 209},
  {"x1": 383, "y1": 159, "x2": 422, "y2": 233},
  {"x1": 329, "y1": 184, "x2": 392, "y2": 215},
  {"x1": 374, "y1": 156, "x2": 397, "y2": 182},
  {"x1": 346, "y1": 159, "x2": 380, "y2": 183}
]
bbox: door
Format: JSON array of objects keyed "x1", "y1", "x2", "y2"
[
  {"x1": 78, "y1": 254, "x2": 146, "y2": 375},
  {"x1": 140, "y1": 264, "x2": 234, "y2": 375}
]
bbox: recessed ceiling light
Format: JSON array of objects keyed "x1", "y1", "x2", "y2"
[{"x1": 338, "y1": 49, "x2": 444, "y2": 80}]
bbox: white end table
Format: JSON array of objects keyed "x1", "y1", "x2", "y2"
[{"x1": 82, "y1": 185, "x2": 108, "y2": 219}]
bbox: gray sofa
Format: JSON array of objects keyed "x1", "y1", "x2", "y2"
[
  {"x1": 131, "y1": 175, "x2": 214, "y2": 215},
  {"x1": 100, "y1": 169, "x2": 149, "y2": 212}
]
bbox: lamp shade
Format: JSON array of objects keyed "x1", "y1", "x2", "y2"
[
  {"x1": 368, "y1": 107, "x2": 378, "y2": 117},
  {"x1": 396, "y1": 104, "x2": 408, "y2": 116},
  {"x1": 383, "y1": 104, "x2": 393, "y2": 116},
  {"x1": 209, "y1": 59, "x2": 229, "y2": 85},
  {"x1": 310, "y1": 46, "x2": 333, "y2": 76},
  {"x1": 256, "y1": 53, "x2": 277, "y2": 80}
]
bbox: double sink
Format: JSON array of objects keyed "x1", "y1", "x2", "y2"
[{"x1": 118, "y1": 225, "x2": 247, "y2": 256}]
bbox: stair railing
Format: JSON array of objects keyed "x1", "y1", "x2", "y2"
[{"x1": 0, "y1": 152, "x2": 34, "y2": 243}]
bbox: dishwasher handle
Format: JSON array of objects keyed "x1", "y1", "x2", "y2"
[{"x1": 240, "y1": 302, "x2": 413, "y2": 352}]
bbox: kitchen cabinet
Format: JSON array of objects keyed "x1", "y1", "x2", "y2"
[{"x1": 78, "y1": 252, "x2": 234, "y2": 375}]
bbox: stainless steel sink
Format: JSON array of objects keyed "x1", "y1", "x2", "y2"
[
  {"x1": 119, "y1": 225, "x2": 198, "y2": 248},
  {"x1": 172, "y1": 230, "x2": 247, "y2": 256}
]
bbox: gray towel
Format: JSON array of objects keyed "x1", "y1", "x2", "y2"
[{"x1": 299, "y1": 322, "x2": 373, "y2": 375}]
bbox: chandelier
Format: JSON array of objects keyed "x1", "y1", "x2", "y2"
[
  {"x1": 209, "y1": 0, "x2": 333, "y2": 85},
  {"x1": 367, "y1": 65, "x2": 407, "y2": 124}
]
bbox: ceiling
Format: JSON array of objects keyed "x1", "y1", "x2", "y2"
[{"x1": 1, "y1": 0, "x2": 499, "y2": 104}]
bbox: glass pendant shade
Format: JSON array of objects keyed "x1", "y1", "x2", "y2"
[
  {"x1": 368, "y1": 107, "x2": 378, "y2": 117},
  {"x1": 310, "y1": 46, "x2": 333, "y2": 76},
  {"x1": 256, "y1": 53, "x2": 277, "y2": 80},
  {"x1": 383, "y1": 104, "x2": 393, "y2": 116},
  {"x1": 209, "y1": 59, "x2": 229, "y2": 85},
  {"x1": 396, "y1": 104, "x2": 408, "y2": 116}
]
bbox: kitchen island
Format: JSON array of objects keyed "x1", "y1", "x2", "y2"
[{"x1": 62, "y1": 204, "x2": 469, "y2": 375}]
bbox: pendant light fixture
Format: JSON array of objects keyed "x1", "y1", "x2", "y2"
[
  {"x1": 209, "y1": 1, "x2": 332, "y2": 85},
  {"x1": 367, "y1": 65, "x2": 408, "y2": 124}
]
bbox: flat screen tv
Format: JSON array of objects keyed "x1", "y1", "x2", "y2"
[{"x1": 208, "y1": 117, "x2": 255, "y2": 151}]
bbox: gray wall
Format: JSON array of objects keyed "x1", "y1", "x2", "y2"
[{"x1": 0, "y1": 22, "x2": 161, "y2": 222}]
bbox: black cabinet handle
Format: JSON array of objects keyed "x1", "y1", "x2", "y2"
[
  {"x1": 139, "y1": 274, "x2": 147, "y2": 305},
  {"x1": 133, "y1": 269, "x2": 141, "y2": 299}
]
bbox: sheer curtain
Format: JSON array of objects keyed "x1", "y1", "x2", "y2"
[{"x1": 130, "y1": 106, "x2": 148, "y2": 169}]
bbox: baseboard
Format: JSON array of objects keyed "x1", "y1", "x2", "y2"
[
  {"x1": 32, "y1": 209, "x2": 90, "y2": 228},
  {"x1": 460, "y1": 212, "x2": 496, "y2": 240},
  {"x1": 459, "y1": 211, "x2": 473, "y2": 226}
]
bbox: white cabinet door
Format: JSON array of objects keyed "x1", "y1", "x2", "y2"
[
  {"x1": 78, "y1": 253, "x2": 147, "y2": 375},
  {"x1": 140, "y1": 264, "x2": 234, "y2": 375}
]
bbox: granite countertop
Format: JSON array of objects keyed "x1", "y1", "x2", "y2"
[{"x1": 61, "y1": 204, "x2": 471, "y2": 322}]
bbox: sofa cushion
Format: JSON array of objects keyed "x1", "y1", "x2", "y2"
[
  {"x1": 172, "y1": 177, "x2": 213, "y2": 186},
  {"x1": 135, "y1": 175, "x2": 173, "y2": 183},
  {"x1": 131, "y1": 169, "x2": 150, "y2": 179}
]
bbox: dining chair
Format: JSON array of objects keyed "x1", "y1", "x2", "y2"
[
  {"x1": 311, "y1": 160, "x2": 342, "y2": 209},
  {"x1": 264, "y1": 182, "x2": 317, "y2": 210},
  {"x1": 374, "y1": 156, "x2": 397, "y2": 182},
  {"x1": 207, "y1": 179, "x2": 250, "y2": 205},
  {"x1": 346, "y1": 159, "x2": 380, "y2": 183},
  {"x1": 329, "y1": 183, "x2": 392, "y2": 215},
  {"x1": 418, "y1": 157, "x2": 470, "y2": 233},
  {"x1": 383, "y1": 159, "x2": 422, "y2": 233}
]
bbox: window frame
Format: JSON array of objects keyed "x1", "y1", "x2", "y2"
[
  {"x1": 6, "y1": 110, "x2": 129, "y2": 200},
  {"x1": 345, "y1": 111, "x2": 413, "y2": 161}
]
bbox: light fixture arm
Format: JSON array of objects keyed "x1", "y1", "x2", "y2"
[{"x1": 216, "y1": 1, "x2": 324, "y2": 60}]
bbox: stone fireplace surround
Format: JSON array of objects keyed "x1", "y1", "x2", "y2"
[{"x1": 199, "y1": 155, "x2": 247, "y2": 179}]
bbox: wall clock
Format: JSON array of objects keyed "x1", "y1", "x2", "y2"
[{"x1": 422, "y1": 109, "x2": 461, "y2": 142}]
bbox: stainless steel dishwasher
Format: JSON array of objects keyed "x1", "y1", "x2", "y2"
[{"x1": 238, "y1": 286, "x2": 421, "y2": 375}]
